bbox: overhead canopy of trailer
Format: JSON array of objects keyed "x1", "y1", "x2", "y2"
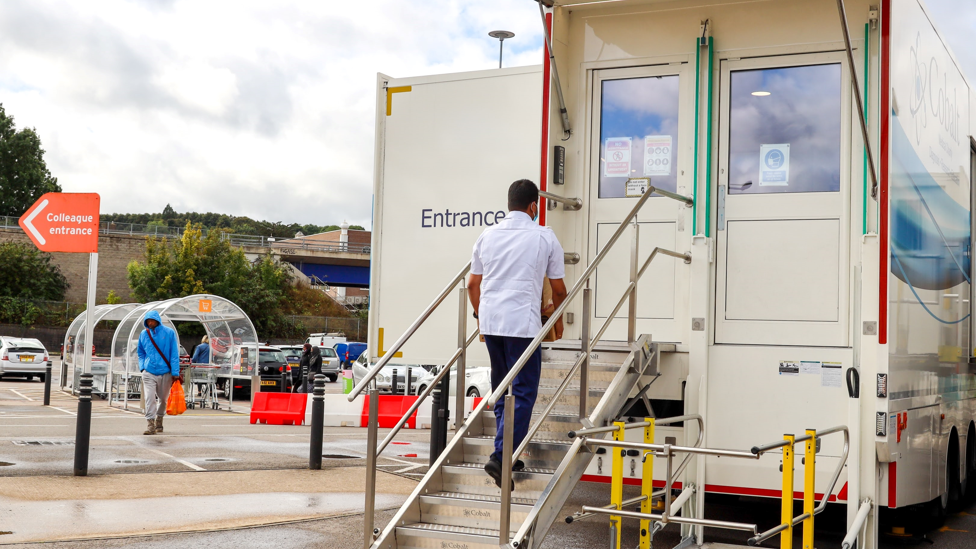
[{"x1": 108, "y1": 294, "x2": 258, "y2": 378}]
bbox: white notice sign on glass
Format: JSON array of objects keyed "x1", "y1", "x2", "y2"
[
  {"x1": 626, "y1": 178, "x2": 650, "y2": 198},
  {"x1": 643, "y1": 135, "x2": 672, "y2": 177},
  {"x1": 759, "y1": 144, "x2": 790, "y2": 186},
  {"x1": 604, "y1": 138, "x2": 632, "y2": 178}
]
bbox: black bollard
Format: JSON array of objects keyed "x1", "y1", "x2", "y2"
[
  {"x1": 405, "y1": 367, "x2": 412, "y2": 396},
  {"x1": 73, "y1": 373, "x2": 93, "y2": 476},
  {"x1": 309, "y1": 374, "x2": 325, "y2": 470},
  {"x1": 429, "y1": 367, "x2": 451, "y2": 466},
  {"x1": 392, "y1": 367, "x2": 398, "y2": 395},
  {"x1": 281, "y1": 369, "x2": 289, "y2": 393},
  {"x1": 43, "y1": 361, "x2": 52, "y2": 406}
]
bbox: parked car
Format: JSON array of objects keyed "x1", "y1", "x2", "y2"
[
  {"x1": 415, "y1": 364, "x2": 491, "y2": 398},
  {"x1": 305, "y1": 332, "x2": 347, "y2": 348},
  {"x1": 351, "y1": 350, "x2": 425, "y2": 393},
  {"x1": 335, "y1": 342, "x2": 367, "y2": 369},
  {"x1": 0, "y1": 337, "x2": 50, "y2": 381},
  {"x1": 257, "y1": 346, "x2": 293, "y2": 392},
  {"x1": 277, "y1": 345, "x2": 305, "y2": 386},
  {"x1": 319, "y1": 347, "x2": 341, "y2": 382},
  {"x1": 179, "y1": 345, "x2": 191, "y2": 366}
]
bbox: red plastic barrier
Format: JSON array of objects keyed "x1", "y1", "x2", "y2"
[
  {"x1": 250, "y1": 392, "x2": 307, "y2": 425},
  {"x1": 362, "y1": 395, "x2": 419, "y2": 429},
  {"x1": 473, "y1": 396, "x2": 489, "y2": 410}
]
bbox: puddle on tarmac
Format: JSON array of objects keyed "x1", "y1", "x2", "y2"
[{"x1": 0, "y1": 492, "x2": 404, "y2": 543}]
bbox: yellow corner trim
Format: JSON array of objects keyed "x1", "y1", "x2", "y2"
[
  {"x1": 386, "y1": 86, "x2": 412, "y2": 116},
  {"x1": 377, "y1": 327, "x2": 403, "y2": 358}
]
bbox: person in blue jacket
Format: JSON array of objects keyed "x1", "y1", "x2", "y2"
[
  {"x1": 192, "y1": 335, "x2": 210, "y2": 364},
  {"x1": 137, "y1": 311, "x2": 182, "y2": 435}
]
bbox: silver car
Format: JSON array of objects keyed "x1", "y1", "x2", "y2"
[
  {"x1": 351, "y1": 350, "x2": 425, "y2": 393},
  {"x1": 0, "y1": 337, "x2": 50, "y2": 381}
]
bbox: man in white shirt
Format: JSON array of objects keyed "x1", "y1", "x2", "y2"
[{"x1": 467, "y1": 179, "x2": 568, "y2": 488}]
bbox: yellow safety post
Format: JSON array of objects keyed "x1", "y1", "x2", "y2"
[
  {"x1": 803, "y1": 429, "x2": 816, "y2": 549},
  {"x1": 610, "y1": 421, "x2": 625, "y2": 549},
  {"x1": 781, "y1": 434, "x2": 795, "y2": 549},
  {"x1": 640, "y1": 418, "x2": 656, "y2": 549}
]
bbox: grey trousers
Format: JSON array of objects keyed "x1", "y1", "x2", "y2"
[{"x1": 142, "y1": 372, "x2": 173, "y2": 421}]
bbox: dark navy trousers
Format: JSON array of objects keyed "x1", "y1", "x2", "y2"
[{"x1": 484, "y1": 335, "x2": 542, "y2": 461}]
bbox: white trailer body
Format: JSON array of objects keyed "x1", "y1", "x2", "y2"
[
  {"x1": 369, "y1": 66, "x2": 542, "y2": 367},
  {"x1": 368, "y1": 0, "x2": 976, "y2": 544}
]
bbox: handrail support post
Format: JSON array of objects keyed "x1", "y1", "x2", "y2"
[
  {"x1": 628, "y1": 220, "x2": 639, "y2": 345},
  {"x1": 455, "y1": 286, "x2": 467, "y2": 430},
  {"x1": 640, "y1": 418, "x2": 656, "y2": 549},
  {"x1": 363, "y1": 386, "x2": 379, "y2": 549},
  {"x1": 499, "y1": 392, "x2": 515, "y2": 545},
  {"x1": 803, "y1": 429, "x2": 816, "y2": 549},
  {"x1": 781, "y1": 434, "x2": 795, "y2": 549},
  {"x1": 610, "y1": 421, "x2": 626, "y2": 549},
  {"x1": 580, "y1": 282, "x2": 591, "y2": 420}
]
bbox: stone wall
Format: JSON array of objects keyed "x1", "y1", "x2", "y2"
[{"x1": 0, "y1": 229, "x2": 147, "y2": 303}]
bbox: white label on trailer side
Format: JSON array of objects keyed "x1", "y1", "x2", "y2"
[
  {"x1": 626, "y1": 177, "x2": 649, "y2": 198},
  {"x1": 820, "y1": 362, "x2": 842, "y2": 387},
  {"x1": 778, "y1": 360, "x2": 799, "y2": 376},
  {"x1": 799, "y1": 360, "x2": 821, "y2": 375}
]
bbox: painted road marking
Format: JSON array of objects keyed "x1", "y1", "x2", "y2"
[
  {"x1": 125, "y1": 439, "x2": 206, "y2": 472},
  {"x1": 7, "y1": 389, "x2": 34, "y2": 401},
  {"x1": 50, "y1": 407, "x2": 76, "y2": 416}
]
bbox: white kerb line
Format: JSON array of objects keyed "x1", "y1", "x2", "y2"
[{"x1": 124, "y1": 439, "x2": 205, "y2": 471}]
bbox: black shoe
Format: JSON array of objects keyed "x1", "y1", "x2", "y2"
[
  {"x1": 512, "y1": 459, "x2": 525, "y2": 472},
  {"x1": 484, "y1": 457, "x2": 515, "y2": 490}
]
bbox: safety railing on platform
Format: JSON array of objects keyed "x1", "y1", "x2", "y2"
[{"x1": 574, "y1": 425, "x2": 850, "y2": 549}]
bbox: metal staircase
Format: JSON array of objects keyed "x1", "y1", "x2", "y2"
[
  {"x1": 349, "y1": 185, "x2": 695, "y2": 549},
  {"x1": 384, "y1": 340, "x2": 656, "y2": 549}
]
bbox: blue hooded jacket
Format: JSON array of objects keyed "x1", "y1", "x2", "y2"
[{"x1": 137, "y1": 311, "x2": 181, "y2": 376}]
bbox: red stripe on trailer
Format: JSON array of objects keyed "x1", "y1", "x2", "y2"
[
  {"x1": 579, "y1": 475, "x2": 683, "y2": 489},
  {"x1": 705, "y1": 484, "x2": 839, "y2": 502},
  {"x1": 879, "y1": 0, "x2": 891, "y2": 344},
  {"x1": 888, "y1": 461, "x2": 897, "y2": 508},
  {"x1": 539, "y1": 10, "x2": 553, "y2": 227}
]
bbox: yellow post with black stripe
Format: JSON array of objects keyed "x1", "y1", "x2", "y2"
[
  {"x1": 640, "y1": 418, "x2": 656, "y2": 548},
  {"x1": 781, "y1": 434, "x2": 795, "y2": 549},
  {"x1": 610, "y1": 421, "x2": 625, "y2": 549},
  {"x1": 803, "y1": 429, "x2": 816, "y2": 549}
]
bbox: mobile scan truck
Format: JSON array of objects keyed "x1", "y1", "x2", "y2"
[{"x1": 361, "y1": 1, "x2": 976, "y2": 548}]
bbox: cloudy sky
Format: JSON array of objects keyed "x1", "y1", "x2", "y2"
[{"x1": 0, "y1": 0, "x2": 972, "y2": 229}]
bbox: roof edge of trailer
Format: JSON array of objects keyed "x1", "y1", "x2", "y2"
[{"x1": 382, "y1": 64, "x2": 542, "y2": 88}]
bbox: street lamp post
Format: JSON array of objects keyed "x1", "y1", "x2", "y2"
[{"x1": 488, "y1": 30, "x2": 515, "y2": 69}]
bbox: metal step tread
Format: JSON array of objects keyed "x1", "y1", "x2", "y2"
[
  {"x1": 422, "y1": 491, "x2": 537, "y2": 506},
  {"x1": 541, "y1": 360, "x2": 628, "y2": 370},
  {"x1": 448, "y1": 461, "x2": 557, "y2": 475},
  {"x1": 466, "y1": 434, "x2": 572, "y2": 447},
  {"x1": 397, "y1": 522, "x2": 500, "y2": 538}
]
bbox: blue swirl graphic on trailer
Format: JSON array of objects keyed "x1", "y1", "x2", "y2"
[{"x1": 889, "y1": 114, "x2": 971, "y2": 324}]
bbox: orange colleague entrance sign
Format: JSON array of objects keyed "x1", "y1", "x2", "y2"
[{"x1": 18, "y1": 193, "x2": 100, "y2": 253}]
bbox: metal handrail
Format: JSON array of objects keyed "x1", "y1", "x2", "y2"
[
  {"x1": 540, "y1": 190, "x2": 583, "y2": 211},
  {"x1": 348, "y1": 262, "x2": 471, "y2": 400},
  {"x1": 487, "y1": 186, "x2": 691, "y2": 407},
  {"x1": 375, "y1": 328, "x2": 480, "y2": 455},
  {"x1": 747, "y1": 425, "x2": 850, "y2": 546}
]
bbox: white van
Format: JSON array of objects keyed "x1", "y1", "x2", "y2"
[{"x1": 304, "y1": 332, "x2": 346, "y2": 348}]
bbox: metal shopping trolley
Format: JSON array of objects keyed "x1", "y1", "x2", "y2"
[{"x1": 185, "y1": 363, "x2": 220, "y2": 410}]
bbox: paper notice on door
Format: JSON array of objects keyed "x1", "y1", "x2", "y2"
[
  {"x1": 643, "y1": 135, "x2": 672, "y2": 176},
  {"x1": 604, "y1": 138, "x2": 632, "y2": 177},
  {"x1": 779, "y1": 361, "x2": 800, "y2": 376},
  {"x1": 759, "y1": 144, "x2": 790, "y2": 186},
  {"x1": 800, "y1": 361, "x2": 821, "y2": 375},
  {"x1": 821, "y1": 362, "x2": 843, "y2": 388},
  {"x1": 626, "y1": 177, "x2": 650, "y2": 198}
]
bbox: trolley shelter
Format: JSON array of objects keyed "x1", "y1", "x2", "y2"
[{"x1": 62, "y1": 294, "x2": 258, "y2": 412}]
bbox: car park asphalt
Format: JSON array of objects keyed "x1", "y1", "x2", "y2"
[{"x1": 4, "y1": 365, "x2": 976, "y2": 548}]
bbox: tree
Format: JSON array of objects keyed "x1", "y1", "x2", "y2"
[
  {"x1": 127, "y1": 223, "x2": 294, "y2": 337},
  {"x1": 0, "y1": 242, "x2": 69, "y2": 300},
  {"x1": 0, "y1": 104, "x2": 61, "y2": 217}
]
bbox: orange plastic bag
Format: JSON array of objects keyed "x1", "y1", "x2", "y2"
[{"x1": 167, "y1": 380, "x2": 187, "y2": 416}]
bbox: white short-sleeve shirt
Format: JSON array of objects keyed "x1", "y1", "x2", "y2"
[{"x1": 471, "y1": 211, "x2": 565, "y2": 338}]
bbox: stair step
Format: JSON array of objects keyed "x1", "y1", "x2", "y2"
[
  {"x1": 440, "y1": 463, "x2": 554, "y2": 499},
  {"x1": 419, "y1": 492, "x2": 534, "y2": 531},
  {"x1": 462, "y1": 435, "x2": 571, "y2": 469},
  {"x1": 481, "y1": 411, "x2": 581, "y2": 441},
  {"x1": 394, "y1": 523, "x2": 504, "y2": 549}
]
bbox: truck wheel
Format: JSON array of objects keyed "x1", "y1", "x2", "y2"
[
  {"x1": 467, "y1": 387, "x2": 480, "y2": 398},
  {"x1": 965, "y1": 423, "x2": 976, "y2": 502}
]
